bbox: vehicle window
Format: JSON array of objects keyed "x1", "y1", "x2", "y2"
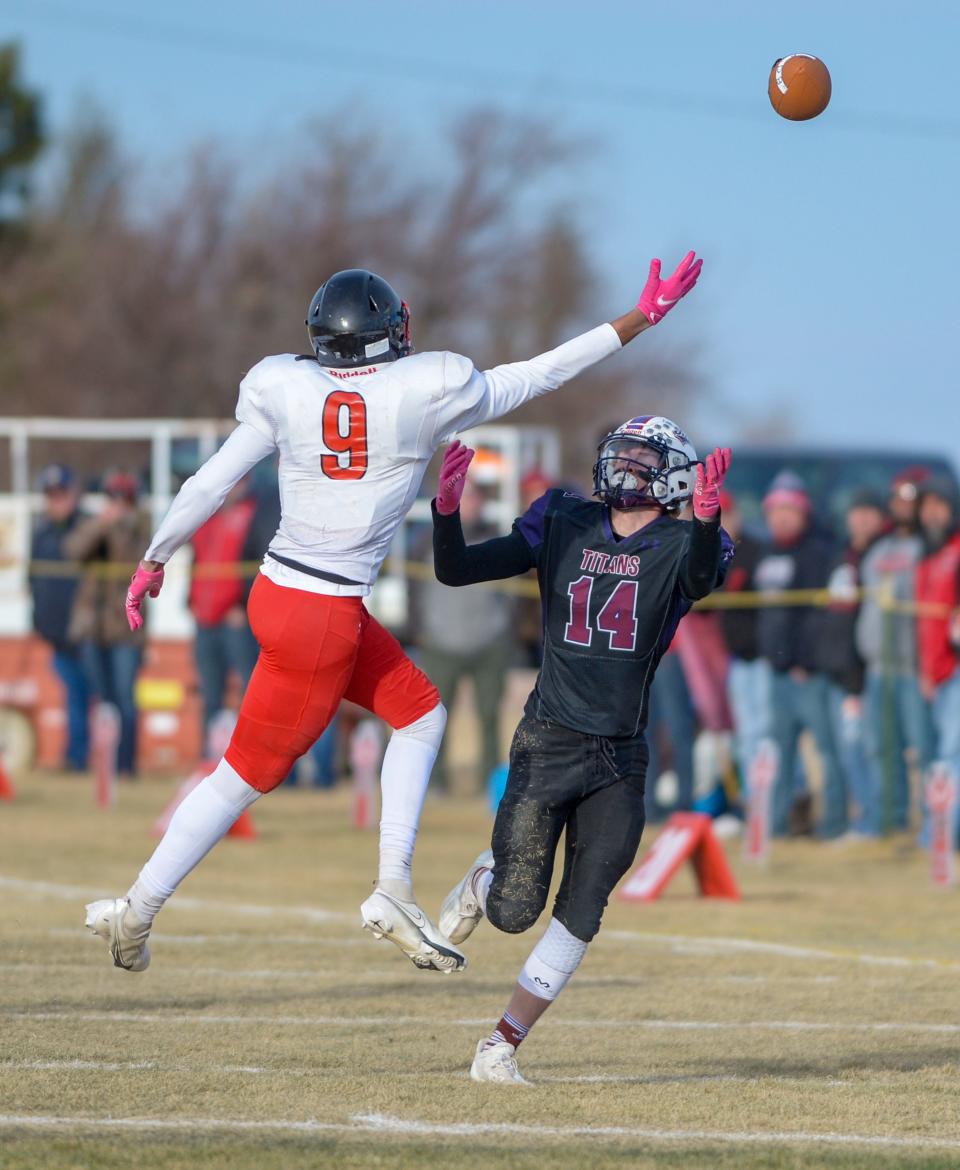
[
  {"x1": 725, "y1": 452, "x2": 958, "y2": 540},
  {"x1": 724, "y1": 457, "x2": 832, "y2": 534}
]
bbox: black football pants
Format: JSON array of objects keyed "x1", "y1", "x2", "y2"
[{"x1": 487, "y1": 714, "x2": 648, "y2": 943}]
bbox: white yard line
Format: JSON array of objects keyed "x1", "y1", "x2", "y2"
[
  {"x1": 46, "y1": 928, "x2": 369, "y2": 946},
  {"x1": 0, "y1": 962, "x2": 394, "y2": 980},
  {"x1": 529, "y1": 1073, "x2": 853, "y2": 1087},
  {"x1": 2, "y1": 1011, "x2": 435, "y2": 1026},
  {"x1": 601, "y1": 929, "x2": 960, "y2": 971},
  {"x1": 0, "y1": 1060, "x2": 854, "y2": 1087},
  {"x1": 563, "y1": 973, "x2": 842, "y2": 986},
  {"x1": 0, "y1": 1111, "x2": 959, "y2": 1151},
  {"x1": 38, "y1": 933, "x2": 845, "y2": 975},
  {"x1": 0, "y1": 875, "x2": 353, "y2": 923},
  {"x1": 6, "y1": 872, "x2": 960, "y2": 971},
  {"x1": 0, "y1": 1113, "x2": 347, "y2": 1135},
  {"x1": 4, "y1": 1009, "x2": 960, "y2": 1035},
  {"x1": 354, "y1": 1113, "x2": 960, "y2": 1149},
  {"x1": 0, "y1": 1060, "x2": 160, "y2": 1072},
  {"x1": 0, "y1": 961, "x2": 839, "y2": 986},
  {"x1": 0, "y1": 1059, "x2": 302, "y2": 1076}
]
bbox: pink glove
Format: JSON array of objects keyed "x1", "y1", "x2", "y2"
[
  {"x1": 693, "y1": 447, "x2": 731, "y2": 521},
  {"x1": 636, "y1": 250, "x2": 703, "y2": 325},
  {"x1": 125, "y1": 563, "x2": 165, "y2": 631},
  {"x1": 436, "y1": 440, "x2": 475, "y2": 516}
]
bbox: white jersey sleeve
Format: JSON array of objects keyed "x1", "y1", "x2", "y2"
[
  {"x1": 144, "y1": 422, "x2": 276, "y2": 563},
  {"x1": 430, "y1": 323, "x2": 621, "y2": 446},
  {"x1": 235, "y1": 356, "x2": 281, "y2": 441}
]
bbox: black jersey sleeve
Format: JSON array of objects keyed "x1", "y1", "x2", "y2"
[
  {"x1": 431, "y1": 500, "x2": 537, "y2": 586},
  {"x1": 678, "y1": 516, "x2": 735, "y2": 600}
]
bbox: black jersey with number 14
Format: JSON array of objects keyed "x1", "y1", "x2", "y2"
[{"x1": 513, "y1": 490, "x2": 734, "y2": 738}]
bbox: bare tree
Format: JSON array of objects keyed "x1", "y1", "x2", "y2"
[
  {"x1": 0, "y1": 102, "x2": 709, "y2": 482},
  {"x1": 0, "y1": 42, "x2": 45, "y2": 225}
]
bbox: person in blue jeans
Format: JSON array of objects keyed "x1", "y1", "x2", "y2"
[
  {"x1": 65, "y1": 472, "x2": 150, "y2": 777},
  {"x1": 29, "y1": 464, "x2": 90, "y2": 771},
  {"x1": 644, "y1": 644, "x2": 697, "y2": 818},
  {"x1": 856, "y1": 469, "x2": 936, "y2": 831},
  {"x1": 718, "y1": 489, "x2": 771, "y2": 797},
  {"x1": 754, "y1": 472, "x2": 847, "y2": 839},
  {"x1": 915, "y1": 479, "x2": 960, "y2": 842},
  {"x1": 817, "y1": 489, "x2": 888, "y2": 837},
  {"x1": 80, "y1": 641, "x2": 143, "y2": 773}
]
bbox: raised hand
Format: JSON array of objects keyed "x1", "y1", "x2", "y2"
[
  {"x1": 693, "y1": 447, "x2": 732, "y2": 521},
  {"x1": 125, "y1": 562, "x2": 165, "y2": 631},
  {"x1": 636, "y1": 250, "x2": 704, "y2": 325},
  {"x1": 435, "y1": 440, "x2": 476, "y2": 516}
]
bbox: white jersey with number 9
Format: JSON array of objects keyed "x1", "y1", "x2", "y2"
[{"x1": 146, "y1": 325, "x2": 620, "y2": 596}]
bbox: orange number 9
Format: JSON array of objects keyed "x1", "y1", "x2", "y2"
[{"x1": 321, "y1": 390, "x2": 368, "y2": 481}]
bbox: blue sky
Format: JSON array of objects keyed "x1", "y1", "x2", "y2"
[{"x1": 7, "y1": 0, "x2": 960, "y2": 465}]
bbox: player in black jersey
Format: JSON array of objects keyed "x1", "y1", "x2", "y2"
[{"x1": 430, "y1": 416, "x2": 734, "y2": 1083}]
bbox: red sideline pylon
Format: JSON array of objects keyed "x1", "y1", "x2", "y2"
[
  {"x1": 0, "y1": 756, "x2": 15, "y2": 802},
  {"x1": 926, "y1": 762, "x2": 957, "y2": 889},
  {"x1": 228, "y1": 809, "x2": 258, "y2": 840},
  {"x1": 350, "y1": 719, "x2": 382, "y2": 830},
  {"x1": 619, "y1": 812, "x2": 740, "y2": 902},
  {"x1": 152, "y1": 760, "x2": 257, "y2": 841}
]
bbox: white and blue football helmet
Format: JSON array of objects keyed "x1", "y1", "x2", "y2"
[{"x1": 592, "y1": 415, "x2": 698, "y2": 511}]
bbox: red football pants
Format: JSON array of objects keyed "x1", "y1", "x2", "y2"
[{"x1": 226, "y1": 574, "x2": 440, "y2": 790}]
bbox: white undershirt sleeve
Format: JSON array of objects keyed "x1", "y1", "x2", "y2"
[
  {"x1": 144, "y1": 422, "x2": 277, "y2": 563},
  {"x1": 432, "y1": 323, "x2": 621, "y2": 445}
]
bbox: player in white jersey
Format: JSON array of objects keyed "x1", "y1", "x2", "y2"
[{"x1": 85, "y1": 257, "x2": 703, "y2": 976}]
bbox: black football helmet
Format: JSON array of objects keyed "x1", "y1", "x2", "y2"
[{"x1": 305, "y1": 269, "x2": 412, "y2": 368}]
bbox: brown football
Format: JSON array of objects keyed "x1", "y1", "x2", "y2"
[{"x1": 768, "y1": 54, "x2": 831, "y2": 121}]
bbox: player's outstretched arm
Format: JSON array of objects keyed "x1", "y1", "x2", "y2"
[
  {"x1": 678, "y1": 446, "x2": 733, "y2": 600},
  {"x1": 614, "y1": 250, "x2": 704, "y2": 343},
  {"x1": 125, "y1": 422, "x2": 276, "y2": 631},
  {"x1": 432, "y1": 442, "x2": 536, "y2": 587},
  {"x1": 434, "y1": 250, "x2": 703, "y2": 442}
]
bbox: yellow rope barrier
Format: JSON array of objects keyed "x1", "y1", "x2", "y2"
[{"x1": 12, "y1": 558, "x2": 955, "y2": 617}]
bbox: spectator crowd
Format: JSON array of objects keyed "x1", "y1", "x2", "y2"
[
  {"x1": 26, "y1": 457, "x2": 960, "y2": 845},
  {"x1": 713, "y1": 466, "x2": 959, "y2": 841}
]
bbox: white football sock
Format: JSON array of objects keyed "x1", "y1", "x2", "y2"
[
  {"x1": 127, "y1": 758, "x2": 261, "y2": 926},
  {"x1": 377, "y1": 703, "x2": 446, "y2": 895},
  {"x1": 517, "y1": 916, "x2": 588, "y2": 1002}
]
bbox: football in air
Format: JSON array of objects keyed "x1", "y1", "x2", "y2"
[{"x1": 768, "y1": 53, "x2": 832, "y2": 121}]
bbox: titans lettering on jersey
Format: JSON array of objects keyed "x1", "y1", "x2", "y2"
[
  {"x1": 579, "y1": 548, "x2": 641, "y2": 576},
  {"x1": 516, "y1": 490, "x2": 733, "y2": 738}
]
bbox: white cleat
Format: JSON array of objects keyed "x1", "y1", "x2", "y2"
[
  {"x1": 360, "y1": 888, "x2": 466, "y2": 974},
  {"x1": 85, "y1": 898, "x2": 151, "y2": 972},
  {"x1": 470, "y1": 1039, "x2": 531, "y2": 1085},
  {"x1": 439, "y1": 849, "x2": 493, "y2": 945}
]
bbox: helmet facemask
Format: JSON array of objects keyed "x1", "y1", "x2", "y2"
[
  {"x1": 592, "y1": 417, "x2": 698, "y2": 512},
  {"x1": 593, "y1": 438, "x2": 666, "y2": 509},
  {"x1": 309, "y1": 327, "x2": 401, "y2": 366}
]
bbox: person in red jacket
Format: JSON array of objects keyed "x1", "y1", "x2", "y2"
[
  {"x1": 915, "y1": 476, "x2": 960, "y2": 816},
  {"x1": 189, "y1": 477, "x2": 261, "y2": 743}
]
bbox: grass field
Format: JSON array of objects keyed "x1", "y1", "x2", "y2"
[{"x1": 2, "y1": 772, "x2": 960, "y2": 1170}]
